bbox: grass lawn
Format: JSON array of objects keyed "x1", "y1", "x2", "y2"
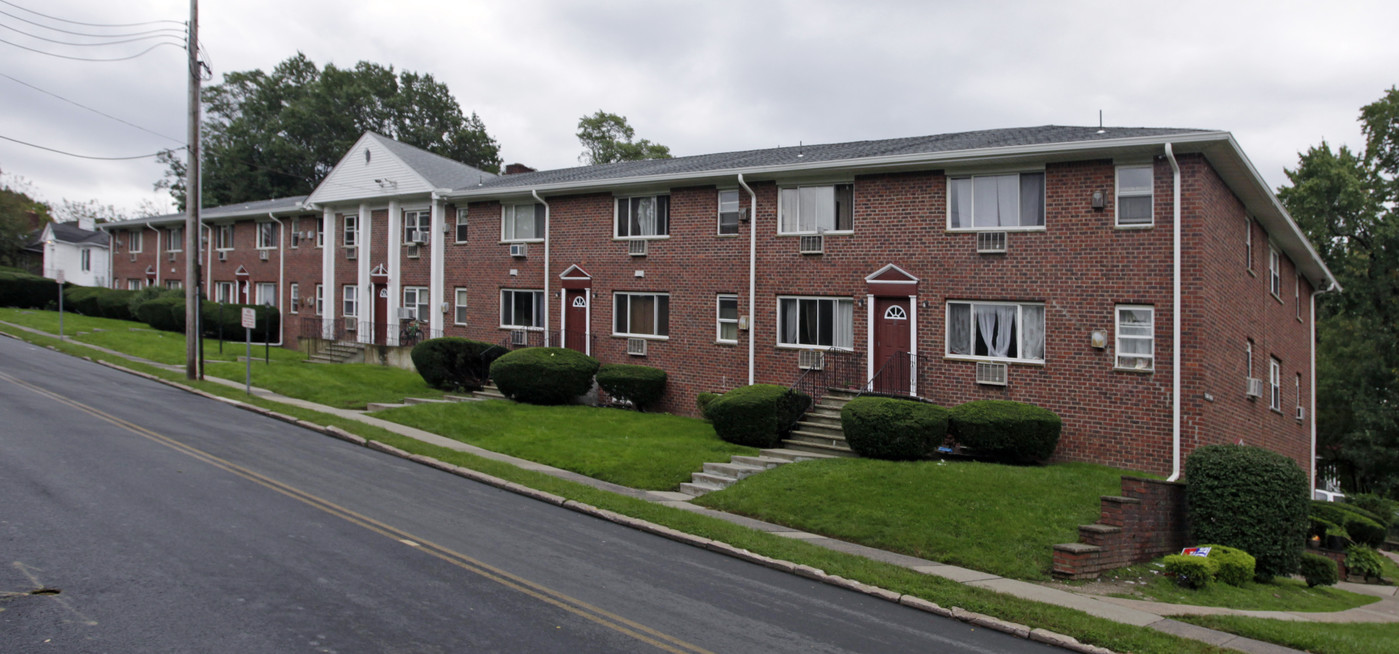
[
  {"x1": 1097, "y1": 562, "x2": 1377, "y2": 612},
  {"x1": 694, "y1": 457, "x2": 1130, "y2": 580},
  {"x1": 204, "y1": 359, "x2": 444, "y2": 409},
  {"x1": 1176, "y1": 616, "x2": 1399, "y2": 654},
  {"x1": 372, "y1": 400, "x2": 757, "y2": 490},
  {"x1": 0, "y1": 308, "x2": 302, "y2": 365}
]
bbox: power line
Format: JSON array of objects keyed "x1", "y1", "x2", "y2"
[
  {"x1": 0, "y1": 35, "x2": 180, "y2": 61},
  {"x1": 0, "y1": 8, "x2": 184, "y2": 39},
  {"x1": 0, "y1": 21, "x2": 184, "y2": 47},
  {"x1": 0, "y1": 0, "x2": 182, "y2": 29},
  {"x1": 0, "y1": 133, "x2": 170, "y2": 160},
  {"x1": 0, "y1": 72, "x2": 183, "y2": 144}
]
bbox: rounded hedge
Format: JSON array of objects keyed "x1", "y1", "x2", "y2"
[
  {"x1": 1299, "y1": 553, "x2": 1338, "y2": 588},
  {"x1": 0, "y1": 271, "x2": 62, "y2": 309},
  {"x1": 96, "y1": 289, "x2": 137, "y2": 321},
  {"x1": 696, "y1": 392, "x2": 721, "y2": 418},
  {"x1": 1202, "y1": 544, "x2": 1256, "y2": 587},
  {"x1": 64, "y1": 286, "x2": 104, "y2": 315},
  {"x1": 1186, "y1": 444, "x2": 1309, "y2": 582},
  {"x1": 1162, "y1": 554, "x2": 1214, "y2": 589},
  {"x1": 411, "y1": 338, "x2": 504, "y2": 391},
  {"x1": 841, "y1": 396, "x2": 949, "y2": 461},
  {"x1": 706, "y1": 384, "x2": 810, "y2": 448},
  {"x1": 948, "y1": 400, "x2": 1062, "y2": 465},
  {"x1": 595, "y1": 364, "x2": 667, "y2": 411},
  {"x1": 488, "y1": 347, "x2": 599, "y2": 405},
  {"x1": 128, "y1": 285, "x2": 181, "y2": 319},
  {"x1": 136, "y1": 296, "x2": 185, "y2": 332},
  {"x1": 1341, "y1": 513, "x2": 1387, "y2": 548}
]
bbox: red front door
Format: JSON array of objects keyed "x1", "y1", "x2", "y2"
[
  {"x1": 373, "y1": 284, "x2": 388, "y2": 345},
  {"x1": 565, "y1": 289, "x2": 588, "y2": 353},
  {"x1": 872, "y1": 297, "x2": 911, "y2": 395}
]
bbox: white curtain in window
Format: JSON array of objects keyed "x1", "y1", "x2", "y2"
[
  {"x1": 781, "y1": 298, "x2": 798, "y2": 343},
  {"x1": 992, "y1": 305, "x2": 1016, "y2": 357},
  {"x1": 633, "y1": 198, "x2": 655, "y2": 236},
  {"x1": 780, "y1": 189, "x2": 800, "y2": 233},
  {"x1": 514, "y1": 207, "x2": 535, "y2": 240},
  {"x1": 948, "y1": 303, "x2": 971, "y2": 354},
  {"x1": 950, "y1": 179, "x2": 972, "y2": 229},
  {"x1": 1020, "y1": 173, "x2": 1044, "y2": 227},
  {"x1": 834, "y1": 300, "x2": 853, "y2": 349},
  {"x1": 800, "y1": 186, "x2": 834, "y2": 232},
  {"x1": 1022, "y1": 305, "x2": 1045, "y2": 360}
]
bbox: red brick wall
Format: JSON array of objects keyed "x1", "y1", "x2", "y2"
[{"x1": 1052, "y1": 476, "x2": 1188, "y2": 579}]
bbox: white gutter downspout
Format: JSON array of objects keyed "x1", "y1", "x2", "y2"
[
  {"x1": 146, "y1": 223, "x2": 161, "y2": 286},
  {"x1": 201, "y1": 224, "x2": 212, "y2": 299},
  {"x1": 1310, "y1": 283, "x2": 1336, "y2": 492},
  {"x1": 267, "y1": 212, "x2": 285, "y2": 346},
  {"x1": 1165, "y1": 144, "x2": 1183, "y2": 482},
  {"x1": 737, "y1": 174, "x2": 756, "y2": 385},
  {"x1": 531, "y1": 190, "x2": 550, "y2": 346}
]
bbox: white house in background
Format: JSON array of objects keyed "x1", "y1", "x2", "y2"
[{"x1": 38, "y1": 219, "x2": 109, "y2": 287}]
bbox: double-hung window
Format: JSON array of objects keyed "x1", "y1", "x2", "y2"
[
  {"x1": 948, "y1": 173, "x2": 1044, "y2": 230},
  {"x1": 1116, "y1": 165, "x2": 1154, "y2": 226},
  {"x1": 455, "y1": 207, "x2": 469, "y2": 243},
  {"x1": 1245, "y1": 219, "x2": 1254, "y2": 271},
  {"x1": 216, "y1": 224, "x2": 233, "y2": 250},
  {"x1": 778, "y1": 184, "x2": 853, "y2": 234},
  {"x1": 290, "y1": 219, "x2": 301, "y2": 248},
  {"x1": 1295, "y1": 373, "x2": 1303, "y2": 418},
  {"x1": 502, "y1": 204, "x2": 544, "y2": 242},
  {"x1": 314, "y1": 284, "x2": 324, "y2": 316},
  {"x1": 616, "y1": 195, "x2": 670, "y2": 239},
  {"x1": 129, "y1": 230, "x2": 143, "y2": 253},
  {"x1": 500, "y1": 289, "x2": 543, "y2": 328},
  {"x1": 946, "y1": 301, "x2": 1045, "y2": 362},
  {"x1": 288, "y1": 283, "x2": 299, "y2": 314},
  {"x1": 1245, "y1": 340, "x2": 1255, "y2": 379},
  {"x1": 257, "y1": 222, "x2": 276, "y2": 249},
  {"x1": 404, "y1": 209, "x2": 431, "y2": 244},
  {"x1": 402, "y1": 286, "x2": 429, "y2": 320},
  {"x1": 343, "y1": 215, "x2": 358, "y2": 248},
  {"x1": 168, "y1": 226, "x2": 183, "y2": 251},
  {"x1": 315, "y1": 218, "x2": 324, "y2": 248},
  {"x1": 717, "y1": 295, "x2": 739, "y2": 343},
  {"x1": 256, "y1": 282, "x2": 276, "y2": 307},
  {"x1": 1269, "y1": 247, "x2": 1282, "y2": 298},
  {"x1": 80, "y1": 248, "x2": 91, "y2": 272},
  {"x1": 454, "y1": 288, "x2": 468, "y2": 325},
  {"x1": 1295, "y1": 273, "x2": 1302, "y2": 320},
  {"x1": 1269, "y1": 357, "x2": 1282, "y2": 411},
  {"x1": 1115, "y1": 306, "x2": 1154, "y2": 371},
  {"x1": 215, "y1": 281, "x2": 234, "y2": 303},
  {"x1": 343, "y1": 285, "x2": 358, "y2": 317},
  {"x1": 614, "y1": 292, "x2": 670, "y2": 338},
  {"x1": 778, "y1": 297, "x2": 854, "y2": 349},
  {"x1": 718, "y1": 190, "x2": 741, "y2": 235}
]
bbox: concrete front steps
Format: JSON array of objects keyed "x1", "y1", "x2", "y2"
[
  {"x1": 782, "y1": 388, "x2": 858, "y2": 458},
  {"x1": 307, "y1": 341, "x2": 364, "y2": 364},
  {"x1": 473, "y1": 382, "x2": 508, "y2": 401},
  {"x1": 680, "y1": 448, "x2": 836, "y2": 497}
]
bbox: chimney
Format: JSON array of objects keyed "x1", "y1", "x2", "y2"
[
  {"x1": 504, "y1": 163, "x2": 536, "y2": 175},
  {"x1": 78, "y1": 216, "x2": 96, "y2": 231}
]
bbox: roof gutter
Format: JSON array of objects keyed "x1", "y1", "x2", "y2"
[
  {"x1": 737, "y1": 173, "x2": 756, "y2": 385},
  {"x1": 1165, "y1": 143, "x2": 1183, "y2": 483},
  {"x1": 1310, "y1": 282, "x2": 1337, "y2": 492},
  {"x1": 531, "y1": 190, "x2": 550, "y2": 346}
]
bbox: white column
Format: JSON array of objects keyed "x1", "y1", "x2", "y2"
[
  {"x1": 865, "y1": 293, "x2": 875, "y2": 389},
  {"x1": 321, "y1": 207, "x2": 336, "y2": 339},
  {"x1": 429, "y1": 197, "x2": 445, "y2": 336},
  {"x1": 909, "y1": 294, "x2": 918, "y2": 397},
  {"x1": 387, "y1": 200, "x2": 401, "y2": 344},
  {"x1": 358, "y1": 202, "x2": 371, "y2": 342}
]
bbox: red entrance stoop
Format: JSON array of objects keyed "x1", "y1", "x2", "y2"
[{"x1": 1052, "y1": 476, "x2": 1188, "y2": 580}]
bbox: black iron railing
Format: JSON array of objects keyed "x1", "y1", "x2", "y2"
[
  {"x1": 862, "y1": 351, "x2": 937, "y2": 402},
  {"x1": 299, "y1": 316, "x2": 440, "y2": 347},
  {"x1": 783, "y1": 348, "x2": 864, "y2": 432}
]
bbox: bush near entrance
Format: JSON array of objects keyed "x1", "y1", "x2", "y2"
[
  {"x1": 595, "y1": 364, "x2": 667, "y2": 411},
  {"x1": 1186, "y1": 445, "x2": 1309, "y2": 581},
  {"x1": 488, "y1": 347, "x2": 599, "y2": 405},
  {"x1": 412, "y1": 338, "x2": 505, "y2": 392},
  {"x1": 841, "y1": 396, "x2": 949, "y2": 460},
  {"x1": 706, "y1": 384, "x2": 809, "y2": 448},
  {"x1": 949, "y1": 399, "x2": 1061, "y2": 464}
]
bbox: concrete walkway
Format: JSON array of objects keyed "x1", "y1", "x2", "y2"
[{"x1": 9, "y1": 320, "x2": 1384, "y2": 653}]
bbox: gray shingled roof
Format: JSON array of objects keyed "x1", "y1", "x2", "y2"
[
  {"x1": 467, "y1": 125, "x2": 1212, "y2": 191},
  {"x1": 44, "y1": 221, "x2": 109, "y2": 246},
  {"x1": 372, "y1": 133, "x2": 497, "y2": 189}
]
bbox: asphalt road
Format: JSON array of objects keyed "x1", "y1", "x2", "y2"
[{"x1": 0, "y1": 335, "x2": 1058, "y2": 653}]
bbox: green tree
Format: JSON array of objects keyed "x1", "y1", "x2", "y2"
[
  {"x1": 0, "y1": 173, "x2": 52, "y2": 269},
  {"x1": 576, "y1": 110, "x2": 671, "y2": 165},
  {"x1": 158, "y1": 53, "x2": 502, "y2": 210},
  {"x1": 1278, "y1": 86, "x2": 1399, "y2": 495}
]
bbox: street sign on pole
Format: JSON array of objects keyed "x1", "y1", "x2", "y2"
[
  {"x1": 55, "y1": 271, "x2": 64, "y2": 341},
  {"x1": 242, "y1": 308, "x2": 255, "y2": 395}
]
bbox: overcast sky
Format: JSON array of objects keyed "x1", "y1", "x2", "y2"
[{"x1": 2, "y1": 0, "x2": 1397, "y2": 217}]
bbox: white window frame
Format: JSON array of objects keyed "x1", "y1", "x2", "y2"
[
  {"x1": 718, "y1": 189, "x2": 741, "y2": 236},
  {"x1": 716, "y1": 294, "x2": 739, "y2": 343},
  {"x1": 454, "y1": 207, "x2": 469, "y2": 243},
  {"x1": 402, "y1": 286, "x2": 429, "y2": 321},
  {"x1": 216, "y1": 224, "x2": 234, "y2": 250},
  {"x1": 1269, "y1": 357, "x2": 1282, "y2": 411},
  {"x1": 343, "y1": 215, "x2": 358, "y2": 248},
  {"x1": 314, "y1": 283, "x2": 324, "y2": 316},
  {"x1": 80, "y1": 248, "x2": 91, "y2": 272},
  {"x1": 945, "y1": 300, "x2": 1046, "y2": 364},
  {"x1": 946, "y1": 172, "x2": 1046, "y2": 232},
  {"x1": 166, "y1": 279, "x2": 182, "y2": 290},
  {"x1": 288, "y1": 283, "x2": 299, "y2": 314},
  {"x1": 1115, "y1": 164, "x2": 1154, "y2": 227},
  {"x1": 403, "y1": 209, "x2": 431, "y2": 244},
  {"x1": 289, "y1": 219, "x2": 300, "y2": 249},
  {"x1": 168, "y1": 226, "x2": 183, "y2": 252},
  {"x1": 255, "y1": 282, "x2": 276, "y2": 308},
  {"x1": 343, "y1": 285, "x2": 358, "y2": 318},
  {"x1": 454, "y1": 287, "x2": 468, "y2": 325},
  {"x1": 1246, "y1": 340, "x2": 1254, "y2": 379},
  {"x1": 614, "y1": 194, "x2": 671, "y2": 240},
  {"x1": 315, "y1": 218, "x2": 324, "y2": 248},
  {"x1": 128, "y1": 230, "x2": 143, "y2": 253},
  {"x1": 500, "y1": 289, "x2": 544, "y2": 329},
  {"x1": 1245, "y1": 218, "x2": 1254, "y2": 272},
  {"x1": 1114, "y1": 305, "x2": 1154, "y2": 371},
  {"x1": 1295, "y1": 273, "x2": 1302, "y2": 320},
  {"x1": 1269, "y1": 247, "x2": 1282, "y2": 298},
  {"x1": 215, "y1": 281, "x2": 234, "y2": 303},
  {"x1": 501, "y1": 204, "x2": 544, "y2": 243},
  {"x1": 127, "y1": 278, "x2": 143, "y2": 291},
  {"x1": 613, "y1": 292, "x2": 671, "y2": 339},
  {"x1": 778, "y1": 183, "x2": 854, "y2": 235},
  {"x1": 256, "y1": 222, "x2": 277, "y2": 250},
  {"x1": 776, "y1": 296, "x2": 855, "y2": 350}
]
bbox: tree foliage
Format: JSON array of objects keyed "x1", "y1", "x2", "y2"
[
  {"x1": 576, "y1": 110, "x2": 672, "y2": 165},
  {"x1": 158, "y1": 53, "x2": 502, "y2": 210},
  {"x1": 1278, "y1": 86, "x2": 1399, "y2": 495},
  {"x1": 0, "y1": 173, "x2": 52, "y2": 268}
]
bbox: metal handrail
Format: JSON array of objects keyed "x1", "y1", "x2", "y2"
[
  {"x1": 859, "y1": 350, "x2": 938, "y2": 403},
  {"x1": 783, "y1": 347, "x2": 864, "y2": 433}
]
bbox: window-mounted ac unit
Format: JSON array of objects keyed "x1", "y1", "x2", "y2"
[
  {"x1": 346, "y1": 247, "x2": 357, "y2": 261},
  {"x1": 627, "y1": 337, "x2": 647, "y2": 356},
  {"x1": 797, "y1": 349, "x2": 824, "y2": 370},
  {"x1": 976, "y1": 231, "x2": 1008, "y2": 254},
  {"x1": 217, "y1": 250, "x2": 227, "y2": 261},
  {"x1": 345, "y1": 317, "x2": 357, "y2": 332},
  {"x1": 129, "y1": 253, "x2": 137, "y2": 262},
  {"x1": 1295, "y1": 406, "x2": 1306, "y2": 421},
  {"x1": 975, "y1": 361, "x2": 1008, "y2": 386},
  {"x1": 799, "y1": 234, "x2": 824, "y2": 254},
  {"x1": 259, "y1": 249, "x2": 269, "y2": 261},
  {"x1": 412, "y1": 233, "x2": 429, "y2": 245},
  {"x1": 397, "y1": 307, "x2": 415, "y2": 320},
  {"x1": 1245, "y1": 377, "x2": 1264, "y2": 398},
  {"x1": 628, "y1": 239, "x2": 647, "y2": 256},
  {"x1": 510, "y1": 329, "x2": 528, "y2": 346},
  {"x1": 510, "y1": 243, "x2": 528, "y2": 258},
  {"x1": 406, "y1": 244, "x2": 421, "y2": 259},
  {"x1": 168, "y1": 252, "x2": 177, "y2": 262}
]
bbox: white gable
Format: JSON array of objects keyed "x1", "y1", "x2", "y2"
[{"x1": 307, "y1": 133, "x2": 434, "y2": 206}]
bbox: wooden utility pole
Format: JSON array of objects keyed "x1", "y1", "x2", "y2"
[{"x1": 184, "y1": 0, "x2": 200, "y2": 380}]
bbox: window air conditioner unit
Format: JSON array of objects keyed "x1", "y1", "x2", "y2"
[
  {"x1": 1245, "y1": 377, "x2": 1264, "y2": 398},
  {"x1": 217, "y1": 250, "x2": 227, "y2": 261},
  {"x1": 975, "y1": 361, "x2": 1008, "y2": 386},
  {"x1": 510, "y1": 329, "x2": 528, "y2": 346},
  {"x1": 627, "y1": 337, "x2": 647, "y2": 356},
  {"x1": 129, "y1": 253, "x2": 137, "y2": 262},
  {"x1": 799, "y1": 234, "x2": 824, "y2": 254},
  {"x1": 1295, "y1": 406, "x2": 1306, "y2": 421},
  {"x1": 797, "y1": 349, "x2": 825, "y2": 370},
  {"x1": 397, "y1": 307, "x2": 415, "y2": 320},
  {"x1": 412, "y1": 233, "x2": 429, "y2": 245},
  {"x1": 259, "y1": 249, "x2": 269, "y2": 261},
  {"x1": 168, "y1": 252, "x2": 177, "y2": 262},
  {"x1": 628, "y1": 239, "x2": 648, "y2": 256},
  {"x1": 510, "y1": 243, "x2": 528, "y2": 258},
  {"x1": 345, "y1": 317, "x2": 357, "y2": 332},
  {"x1": 406, "y1": 244, "x2": 421, "y2": 259},
  {"x1": 976, "y1": 231, "x2": 1008, "y2": 254},
  {"x1": 346, "y1": 247, "x2": 357, "y2": 260}
]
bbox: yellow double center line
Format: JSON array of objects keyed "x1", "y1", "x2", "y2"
[{"x1": 0, "y1": 370, "x2": 712, "y2": 654}]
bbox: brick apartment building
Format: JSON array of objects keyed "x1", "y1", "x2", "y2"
[{"x1": 104, "y1": 126, "x2": 1337, "y2": 483}]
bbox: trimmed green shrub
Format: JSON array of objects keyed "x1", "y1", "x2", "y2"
[
  {"x1": 1346, "y1": 545, "x2": 1386, "y2": 582},
  {"x1": 948, "y1": 399, "x2": 1062, "y2": 464},
  {"x1": 1186, "y1": 445, "x2": 1309, "y2": 582},
  {"x1": 1347, "y1": 493, "x2": 1398, "y2": 530},
  {"x1": 488, "y1": 347, "x2": 599, "y2": 405},
  {"x1": 1309, "y1": 516, "x2": 1342, "y2": 541},
  {"x1": 0, "y1": 270, "x2": 62, "y2": 309},
  {"x1": 1300, "y1": 553, "x2": 1339, "y2": 587},
  {"x1": 199, "y1": 302, "x2": 279, "y2": 342},
  {"x1": 411, "y1": 338, "x2": 505, "y2": 391},
  {"x1": 1342, "y1": 514, "x2": 1387, "y2": 548},
  {"x1": 1202, "y1": 544, "x2": 1256, "y2": 587},
  {"x1": 841, "y1": 396, "x2": 949, "y2": 461},
  {"x1": 696, "y1": 392, "x2": 721, "y2": 418},
  {"x1": 706, "y1": 384, "x2": 810, "y2": 448},
  {"x1": 64, "y1": 286, "x2": 104, "y2": 315},
  {"x1": 1163, "y1": 554, "x2": 1215, "y2": 589},
  {"x1": 595, "y1": 364, "x2": 667, "y2": 411},
  {"x1": 136, "y1": 296, "x2": 185, "y2": 332},
  {"x1": 128, "y1": 285, "x2": 181, "y2": 319},
  {"x1": 96, "y1": 289, "x2": 136, "y2": 321}
]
